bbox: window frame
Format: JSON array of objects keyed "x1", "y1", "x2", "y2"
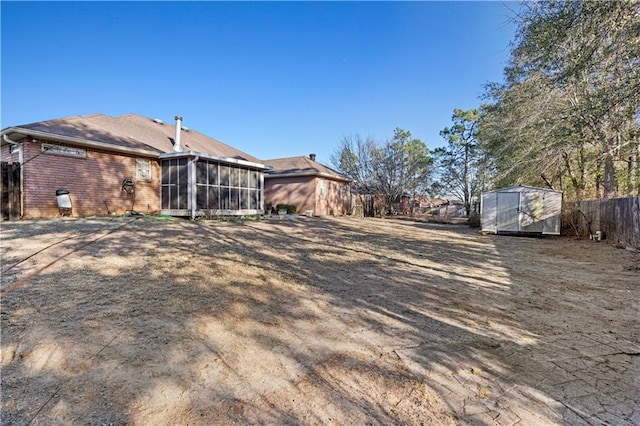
[
  {"x1": 136, "y1": 158, "x2": 152, "y2": 181},
  {"x1": 319, "y1": 178, "x2": 327, "y2": 199}
]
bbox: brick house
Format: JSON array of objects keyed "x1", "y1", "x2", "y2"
[
  {"x1": 263, "y1": 154, "x2": 351, "y2": 216},
  {"x1": 1, "y1": 113, "x2": 266, "y2": 219}
]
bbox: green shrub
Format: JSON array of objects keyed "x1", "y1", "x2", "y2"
[
  {"x1": 468, "y1": 211, "x2": 481, "y2": 228},
  {"x1": 276, "y1": 204, "x2": 297, "y2": 214}
]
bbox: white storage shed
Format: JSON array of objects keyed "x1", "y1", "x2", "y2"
[{"x1": 481, "y1": 185, "x2": 562, "y2": 235}]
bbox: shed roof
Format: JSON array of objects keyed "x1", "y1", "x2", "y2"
[
  {"x1": 1, "y1": 113, "x2": 262, "y2": 164},
  {"x1": 483, "y1": 185, "x2": 563, "y2": 194},
  {"x1": 263, "y1": 156, "x2": 350, "y2": 182}
]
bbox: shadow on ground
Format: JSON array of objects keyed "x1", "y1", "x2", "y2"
[{"x1": 1, "y1": 216, "x2": 638, "y2": 424}]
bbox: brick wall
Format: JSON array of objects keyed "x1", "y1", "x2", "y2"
[
  {"x1": 322, "y1": 179, "x2": 350, "y2": 216},
  {"x1": 264, "y1": 175, "x2": 350, "y2": 216},
  {"x1": 264, "y1": 175, "x2": 315, "y2": 214},
  {"x1": 20, "y1": 139, "x2": 160, "y2": 218},
  {"x1": 1, "y1": 143, "x2": 20, "y2": 162}
]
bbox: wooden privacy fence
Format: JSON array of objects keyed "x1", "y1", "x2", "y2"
[
  {"x1": 566, "y1": 196, "x2": 640, "y2": 250},
  {"x1": 353, "y1": 194, "x2": 376, "y2": 217},
  {"x1": 1, "y1": 162, "x2": 21, "y2": 220}
]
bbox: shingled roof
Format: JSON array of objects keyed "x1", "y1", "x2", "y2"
[
  {"x1": 263, "y1": 156, "x2": 350, "y2": 182},
  {"x1": 2, "y1": 113, "x2": 261, "y2": 164}
]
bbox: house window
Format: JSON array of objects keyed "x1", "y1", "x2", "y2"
[
  {"x1": 136, "y1": 159, "x2": 151, "y2": 180},
  {"x1": 9, "y1": 145, "x2": 19, "y2": 154},
  {"x1": 319, "y1": 178, "x2": 326, "y2": 199}
]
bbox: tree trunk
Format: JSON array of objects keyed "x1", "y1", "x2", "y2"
[
  {"x1": 636, "y1": 145, "x2": 640, "y2": 196},
  {"x1": 603, "y1": 154, "x2": 617, "y2": 199},
  {"x1": 634, "y1": 136, "x2": 640, "y2": 196}
]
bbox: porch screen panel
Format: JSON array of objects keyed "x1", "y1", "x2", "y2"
[
  {"x1": 177, "y1": 159, "x2": 188, "y2": 209},
  {"x1": 161, "y1": 160, "x2": 172, "y2": 210},
  {"x1": 190, "y1": 160, "x2": 261, "y2": 213},
  {"x1": 249, "y1": 189, "x2": 258, "y2": 209},
  {"x1": 162, "y1": 162, "x2": 171, "y2": 184},
  {"x1": 230, "y1": 168, "x2": 239, "y2": 187},
  {"x1": 220, "y1": 187, "x2": 230, "y2": 210},
  {"x1": 161, "y1": 158, "x2": 188, "y2": 210},
  {"x1": 240, "y1": 169, "x2": 249, "y2": 188},
  {"x1": 220, "y1": 166, "x2": 230, "y2": 186},
  {"x1": 196, "y1": 162, "x2": 208, "y2": 184},
  {"x1": 161, "y1": 186, "x2": 170, "y2": 210},
  {"x1": 196, "y1": 186, "x2": 208, "y2": 210},
  {"x1": 240, "y1": 188, "x2": 249, "y2": 210},
  {"x1": 208, "y1": 163, "x2": 219, "y2": 185},
  {"x1": 230, "y1": 188, "x2": 239, "y2": 210},
  {"x1": 208, "y1": 187, "x2": 220, "y2": 209}
]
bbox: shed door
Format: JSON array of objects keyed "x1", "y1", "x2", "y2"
[
  {"x1": 520, "y1": 191, "x2": 544, "y2": 233},
  {"x1": 497, "y1": 192, "x2": 519, "y2": 232},
  {"x1": 481, "y1": 192, "x2": 497, "y2": 232}
]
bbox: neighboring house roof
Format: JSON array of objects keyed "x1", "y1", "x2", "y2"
[
  {"x1": 1, "y1": 113, "x2": 262, "y2": 165},
  {"x1": 263, "y1": 156, "x2": 350, "y2": 182}
]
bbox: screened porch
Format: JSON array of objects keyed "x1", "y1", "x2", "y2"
[{"x1": 160, "y1": 153, "x2": 266, "y2": 217}]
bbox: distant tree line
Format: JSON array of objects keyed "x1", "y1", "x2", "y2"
[
  {"x1": 330, "y1": 128, "x2": 433, "y2": 215},
  {"x1": 333, "y1": 1, "x2": 639, "y2": 216},
  {"x1": 480, "y1": 0, "x2": 640, "y2": 201}
]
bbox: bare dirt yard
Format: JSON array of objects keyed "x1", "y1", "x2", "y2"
[{"x1": 1, "y1": 216, "x2": 638, "y2": 425}]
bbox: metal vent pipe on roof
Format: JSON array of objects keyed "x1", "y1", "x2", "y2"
[
  {"x1": 309, "y1": 153, "x2": 316, "y2": 161},
  {"x1": 174, "y1": 116, "x2": 183, "y2": 152}
]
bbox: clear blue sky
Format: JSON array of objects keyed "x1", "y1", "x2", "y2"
[{"x1": 1, "y1": 1, "x2": 516, "y2": 165}]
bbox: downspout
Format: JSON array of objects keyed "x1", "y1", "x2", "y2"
[
  {"x1": 3, "y1": 134, "x2": 24, "y2": 218},
  {"x1": 259, "y1": 170, "x2": 265, "y2": 213},
  {"x1": 18, "y1": 142, "x2": 24, "y2": 218}
]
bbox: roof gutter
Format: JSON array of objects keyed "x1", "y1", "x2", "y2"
[
  {"x1": 1, "y1": 127, "x2": 162, "y2": 158},
  {"x1": 159, "y1": 150, "x2": 267, "y2": 170},
  {"x1": 265, "y1": 170, "x2": 351, "y2": 182},
  {"x1": 2, "y1": 127, "x2": 268, "y2": 169},
  {"x1": 2, "y1": 133, "x2": 19, "y2": 146}
]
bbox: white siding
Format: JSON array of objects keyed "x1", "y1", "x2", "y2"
[
  {"x1": 481, "y1": 185, "x2": 562, "y2": 235},
  {"x1": 497, "y1": 192, "x2": 520, "y2": 232},
  {"x1": 480, "y1": 192, "x2": 497, "y2": 233},
  {"x1": 542, "y1": 191, "x2": 562, "y2": 235}
]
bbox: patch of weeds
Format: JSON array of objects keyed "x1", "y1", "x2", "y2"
[
  {"x1": 149, "y1": 215, "x2": 175, "y2": 220},
  {"x1": 202, "y1": 214, "x2": 262, "y2": 222},
  {"x1": 477, "y1": 384, "x2": 492, "y2": 398}
]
